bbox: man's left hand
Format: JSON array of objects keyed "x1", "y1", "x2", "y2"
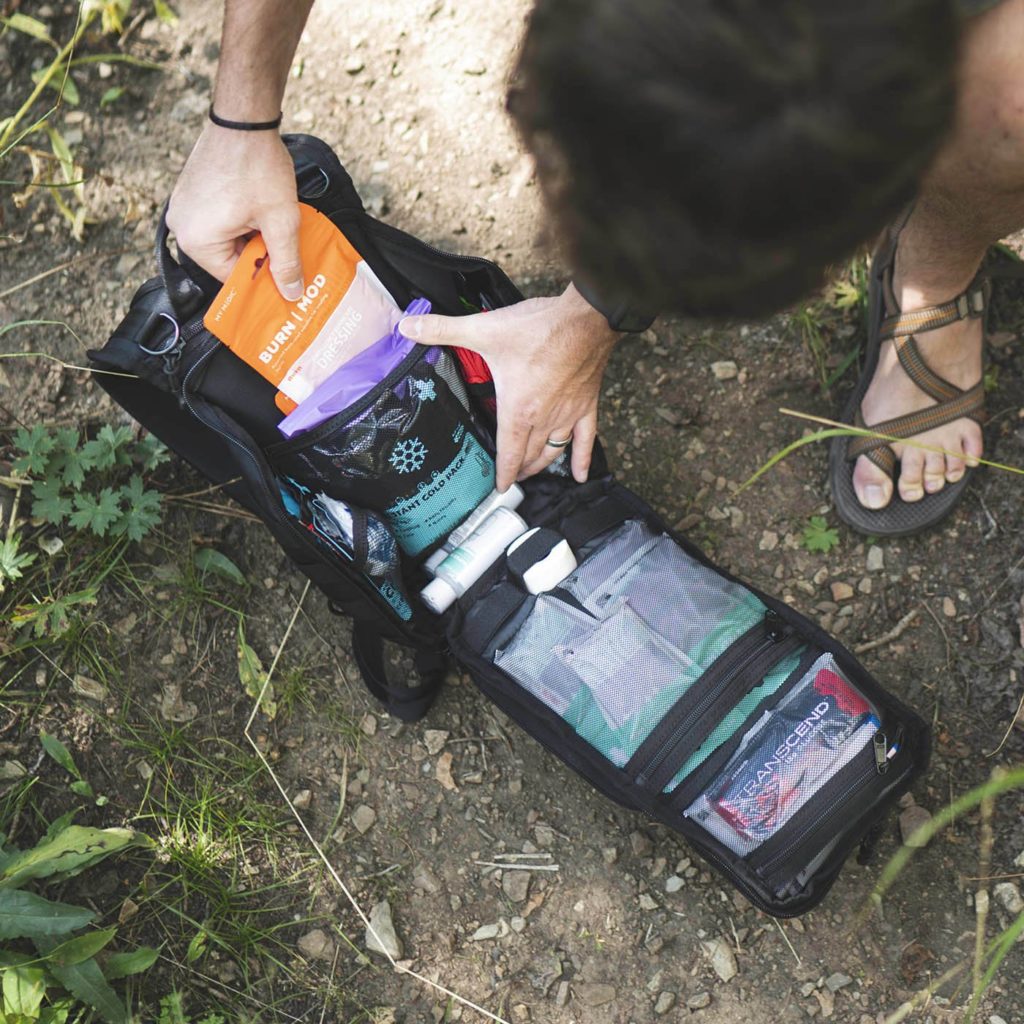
[{"x1": 399, "y1": 284, "x2": 622, "y2": 491}]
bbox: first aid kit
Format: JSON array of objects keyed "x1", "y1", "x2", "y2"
[{"x1": 91, "y1": 134, "x2": 930, "y2": 916}]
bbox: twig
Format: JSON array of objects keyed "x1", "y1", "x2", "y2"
[
  {"x1": 921, "y1": 601, "x2": 954, "y2": 674},
  {"x1": 773, "y1": 918, "x2": 801, "y2": 966},
  {"x1": 853, "y1": 608, "x2": 919, "y2": 654},
  {"x1": 882, "y1": 959, "x2": 969, "y2": 1024},
  {"x1": 974, "y1": 770, "x2": 998, "y2": 995},
  {"x1": 321, "y1": 752, "x2": 348, "y2": 848},
  {"x1": 166, "y1": 478, "x2": 243, "y2": 500},
  {"x1": 473, "y1": 861, "x2": 559, "y2": 872},
  {"x1": 985, "y1": 687, "x2": 1024, "y2": 759},
  {"x1": 493, "y1": 852, "x2": 553, "y2": 861},
  {"x1": 962, "y1": 872, "x2": 1024, "y2": 882},
  {"x1": 162, "y1": 496, "x2": 262, "y2": 522},
  {"x1": 0, "y1": 347, "x2": 137, "y2": 379},
  {"x1": 0, "y1": 249, "x2": 135, "y2": 300}
]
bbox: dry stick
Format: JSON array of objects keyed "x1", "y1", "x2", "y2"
[
  {"x1": 882, "y1": 959, "x2": 970, "y2": 1024},
  {"x1": 985, "y1": 687, "x2": 1024, "y2": 758},
  {"x1": 773, "y1": 918, "x2": 801, "y2": 966},
  {"x1": 243, "y1": 581, "x2": 513, "y2": 1024},
  {"x1": 0, "y1": 249, "x2": 137, "y2": 300},
  {"x1": 974, "y1": 771, "x2": 997, "y2": 996},
  {"x1": 921, "y1": 601, "x2": 954, "y2": 675},
  {"x1": 473, "y1": 861, "x2": 559, "y2": 872},
  {"x1": 0, "y1": 349, "x2": 137, "y2": 379},
  {"x1": 853, "y1": 608, "x2": 919, "y2": 655},
  {"x1": 963, "y1": 872, "x2": 1024, "y2": 882}
]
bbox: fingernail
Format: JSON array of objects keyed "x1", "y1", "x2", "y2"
[
  {"x1": 282, "y1": 280, "x2": 303, "y2": 302},
  {"x1": 864, "y1": 485, "x2": 887, "y2": 509},
  {"x1": 399, "y1": 316, "x2": 421, "y2": 340}
]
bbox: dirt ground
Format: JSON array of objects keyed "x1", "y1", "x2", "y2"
[{"x1": 2, "y1": 1, "x2": 1024, "y2": 1022}]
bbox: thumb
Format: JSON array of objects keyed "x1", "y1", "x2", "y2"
[
  {"x1": 399, "y1": 312, "x2": 486, "y2": 351},
  {"x1": 259, "y1": 206, "x2": 304, "y2": 302}
]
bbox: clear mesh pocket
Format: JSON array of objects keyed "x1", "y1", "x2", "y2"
[{"x1": 684, "y1": 654, "x2": 879, "y2": 856}]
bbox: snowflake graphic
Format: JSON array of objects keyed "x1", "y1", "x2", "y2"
[
  {"x1": 389, "y1": 437, "x2": 428, "y2": 474},
  {"x1": 410, "y1": 378, "x2": 437, "y2": 402}
]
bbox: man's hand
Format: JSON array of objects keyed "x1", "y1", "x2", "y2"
[
  {"x1": 167, "y1": 125, "x2": 303, "y2": 299},
  {"x1": 400, "y1": 284, "x2": 622, "y2": 490}
]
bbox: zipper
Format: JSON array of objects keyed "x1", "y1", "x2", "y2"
[
  {"x1": 634, "y1": 611, "x2": 796, "y2": 789},
  {"x1": 750, "y1": 724, "x2": 907, "y2": 882}
]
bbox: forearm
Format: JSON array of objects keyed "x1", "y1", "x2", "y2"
[{"x1": 213, "y1": 0, "x2": 315, "y2": 120}]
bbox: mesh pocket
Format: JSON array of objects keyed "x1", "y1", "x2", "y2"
[{"x1": 684, "y1": 654, "x2": 879, "y2": 856}]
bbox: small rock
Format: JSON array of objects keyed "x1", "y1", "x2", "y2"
[
  {"x1": 412, "y1": 862, "x2": 441, "y2": 894},
  {"x1": 0, "y1": 760, "x2": 27, "y2": 781},
  {"x1": 575, "y1": 983, "x2": 616, "y2": 1007},
  {"x1": 510, "y1": 916, "x2": 526, "y2": 933},
  {"x1": 989, "y1": 1016, "x2": 1008, "y2": 1024},
  {"x1": 38, "y1": 535, "x2": 63, "y2": 556},
  {"x1": 359, "y1": 713, "x2": 377, "y2": 736},
  {"x1": 366, "y1": 900, "x2": 403, "y2": 959},
  {"x1": 830, "y1": 582, "x2": 855, "y2": 602},
  {"x1": 866, "y1": 545, "x2": 885, "y2": 572},
  {"x1": 942, "y1": 597, "x2": 957, "y2": 618},
  {"x1": 759, "y1": 530, "x2": 779, "y2": 552},
  {"x1": 435, "y1": 751, "x2": 457, "y2": 790},
  {"x1": 825, "y1": 972, "x2": 853, "y2": 992},
  {"x1": 602, "y1": 846, "x2": 618, "y2": 865},
  {"x1": 654, "y1": 991, "x2": 675, "y2": 1015},
  {"x1": 72, "y1": 674, "x2": 108, "y2": 701},
  {"x1": 344, "y1": 56, "x2": 365, "y2": 74},
  {"x1": 630, "y1": 830, "x2": 654, "y2": 858},
  {"x1": 470, "y1": 920, "x2": 509, "y2": 942},
  {"x1": 638, "y1": 894, "x2": 658, "y2": 911},
  {"x1": 858, "y1": 577, "x2": 872, "y2": 595},
  {"x1": 665, "y1": 875, "x2": 684, "y2": 893},
  {"x1": 701, "y1": 937, "x2": 738, "y2": 982},
  {"x1": 899, "y1": 804, "x2": 932, "y2": 847},
  {"x1": 993, "y1": 881, "x2": 1023, "y2": 915},
  {"x1": 814, "y1": 988, "x2": 835, "y2": 1018},
  {"x1": 512, "y1": 1005, "x2": 530, "y2": 1022},
  {"x1": 711, "y1": 360, "x2": 738, "y2": 381},
  {"x1": 424, "y1": 729, "x2": 449, "y2": 755},
  {"x1": 687, "y1": 992, "x2": 712, "y2": 1010},
  {"x1": 292, "y1": 789, "x2": 312, "y2": 810},
  {"x1": 554, "y1": 981, "x2": 570, "y2": 1007},
  {"x1": 502, "y1": 870, "x2": 531, "y2": 903},
  {"x1": 298, "y1": 928, "x2": 335, "y2": 962},
  {"x1": 97, "y1": 61, "x2": 113, "y2": 78},
  {"x1": 351, "y1": 804, "x2": 377, "y2": 834}
]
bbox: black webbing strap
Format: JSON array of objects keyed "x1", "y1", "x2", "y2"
[
  {"x1": 560, "y1": 494, "x2": 633, "y2": 551},
  {"x1": 506, "y1": 528, "x2": 560, "y2": 586},
  {"x1": 351, "y1": 625, "x2": 447, "y2": 722},
  {"x1": 460, "y1": 581, "x2": 529, "y2": 654}
]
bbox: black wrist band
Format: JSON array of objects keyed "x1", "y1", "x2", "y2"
[
  {"x1": 208, "y1": 107, "x2": 283, "y2": 132},
  {"x1": 572, "y1": 277, "x2": 657, "y2": 334}
]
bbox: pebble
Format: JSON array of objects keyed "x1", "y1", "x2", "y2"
[
  {"x1": 701, "y1": 937, "x2": 738, "y2": 982},
  {"x1": 554, "y1": 981, "x2": 570, "y2": 1007},
  {"x1": 502, "y1": 870, "x2": 531, "y2": 903},
  {"x1": 942, "y1": 597, "x2": 957, "y2": 618},
  {"x1": 359, "y1": 713, "x2": 377, "y2": 736},
  {"x1": 825, "y1": 972, "x2": 853, "y2": 992},
  {"x1": 298, "y1": 928, "x2": 335, "y2": 962},
  {"x1": 711, "y1": 360, "x2": 738, "y2": 381},
  {"x1": 470, "y1": 920, "x2": 509, "y2": 942},
  {"x1": 366, "y1": 900, "x2": 403, "y2": 959},
  {"x1": 899, "y1": 804, "x2": 932, "y2": 847},
  {"x1": 654, "y1": 991, "x2": 675, "y2": 1015},
  {"x1": 687, "y1": 992, "x2": 712, "y2": 1010},
  {"x1": 423, "y1": 729, "x2": 449, "y2": 755},
  {"x1": 0, "y1": 761, "x2": 26, "y2": 781},
  {"x1": 630, "y1": 830, "x2": 654, "y2": 858},
  {"x1": 602, "y1": 846, "x2": 618, "y2": 865},
  {"x1": 759, "y1": 530, "x2": 779, "y2": 552},
  {"x1": 344, "y1": 56, "x2": 365, "y2": 74},
  {"x1": 510, "y1": 916, "x2": 526, "y2": 933},
  {"x1": 638, "y1": 894, "x2": 658, "y2": 911},
  {"x1": 866, "y1": 545, "x2": 885, "y2": 572},
  {"x1": 993, "y1": 881, "x2": 1023, "y2": 915},
  {"x1": 575, "y1": 983, "x2": 616, "y2": 1007},
  {"x1": 351, "y1": 804, "x2": 377, "y2": 834},
  {"x1": 830, "y1": 582, "x2": 854, "y2": 602},
  {"x1": 292, "y1": 789, "x2": 312, "y2": 810},
  {"x1": 71, "y1": 674, "x2": 107, "y2": 701},
  {"x1": 665, "y1": 875, "x2": 684, "y2": 893},
  {"x1": 412, "y1": 862, "x2": 441, "y2": 894},
  {"x1": 989, "y1": 1016, "x2": 1008, "y2": 1024}
]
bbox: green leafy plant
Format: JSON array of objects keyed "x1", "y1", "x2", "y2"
[
  {"x1": 0, "y1": 813, "x2": 156, "y2": 1024},
  {"x1": 12, "y1": 424, "x2": 166, "y2": 542},
  {"x1": 40, "y1": 732, "x2": 106, "y2": 806},
  {"x1": 801, "y1": 515, "x2": 840, "y2": 553},
  {"x1": 155, "y1": 991, "x2": 224, "y2": 1024}
]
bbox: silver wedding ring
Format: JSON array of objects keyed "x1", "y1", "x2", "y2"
[{"x1": 545, "y1": 434, "x2": 573, "y2": 449}]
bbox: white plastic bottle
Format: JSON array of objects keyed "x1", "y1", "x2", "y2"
[
  {"x1": 423, "y1": 483, "x2": 525, "y2": 575},
  {"x1": 420, "y1": 507, "x2": 527, "y2": 613}
]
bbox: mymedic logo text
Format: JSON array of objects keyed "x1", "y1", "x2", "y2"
[{"x1": 259, "y1": 273, "x2": 328, "y2": 364}]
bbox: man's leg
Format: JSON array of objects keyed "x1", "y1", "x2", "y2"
[{"x1": 853, "y1": 0, "x2": 1024, "y2": 510}]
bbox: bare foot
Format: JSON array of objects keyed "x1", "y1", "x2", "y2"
[{"x1": 852, "y1": 253, "x2": 984, "y2": 510}]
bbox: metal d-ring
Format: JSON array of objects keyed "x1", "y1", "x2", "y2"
[{"x1": 139, "y1": 312, "x2": 181, "y2": 356}]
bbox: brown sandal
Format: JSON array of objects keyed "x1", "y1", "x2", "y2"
[{"x1": 828, "y1": 220, "x2": 989, "y2": 537}]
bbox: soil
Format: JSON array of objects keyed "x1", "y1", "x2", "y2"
[{"x1": 2, "y1": 2, "x2": 1023, "y2": 1023}]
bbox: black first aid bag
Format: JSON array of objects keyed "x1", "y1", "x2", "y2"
[{"x1": 91, "y1": 135, "x2": 930, "y2": 916}]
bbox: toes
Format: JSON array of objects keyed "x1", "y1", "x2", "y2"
[
  {"x1": 923, "y1": 450, "x2": 947, "y2": 494},
  {"x1": 897, "y1": 446, "x2": 926, "y2": 503},
  {"x1": 962, "y1": 424, "x2": 984, "y2": 470},
  {"x1": 852, "y1": 454, "x2": 893, "y2": 510}
]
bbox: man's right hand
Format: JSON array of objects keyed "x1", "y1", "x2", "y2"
[{"x1": 167, "y1": 125, "x2": 304, "y2": 301}]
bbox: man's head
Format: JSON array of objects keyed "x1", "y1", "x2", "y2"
[{"x1": 510, "y1": 0, "x2": 959, "y2": 317}]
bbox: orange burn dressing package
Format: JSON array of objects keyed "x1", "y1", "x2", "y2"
[{"x1": 203, "y1": 203, "x2": 400, "y2": 414}]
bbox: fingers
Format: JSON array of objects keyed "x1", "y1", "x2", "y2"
[
  {"x1": 495, "y1": 412, "x2": 532, "y2": 493},
  {"x1": 400, "y1": 311, "x2": 490, "y2": 350},
  {"x1": 259, "y1": 204, "x2": 304, "y2": 301},
  {"x1": 569, "y1": 410, "x2": 597, "y2": 483}
]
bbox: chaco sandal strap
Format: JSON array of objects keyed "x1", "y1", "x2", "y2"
[{"x1": 879, "y1": 280, "x2": 988, "y2": 342}]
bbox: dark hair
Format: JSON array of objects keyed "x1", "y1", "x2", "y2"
[{"x1": 509, "y1": 0, "x2": 960, "y2": 317}]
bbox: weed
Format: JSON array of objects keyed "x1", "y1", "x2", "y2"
[{"x1": 801, "y1": 515, "x2": 840, "y2": 553}]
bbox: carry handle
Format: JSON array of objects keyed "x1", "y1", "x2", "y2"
[
  {"x1": 155, "y1": 200, "x2": 207, "y2": 323},
  {"x1": 351, "y1": 625, "x2": 447, "y2": 722}
]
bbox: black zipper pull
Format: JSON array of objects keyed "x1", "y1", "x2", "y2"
[
  {"x1": 764, "y1": 609, "x2": 787, "y2": 642},
  {"x1": 873, "y1": 731, "x2": 889, "y2": 775}
]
